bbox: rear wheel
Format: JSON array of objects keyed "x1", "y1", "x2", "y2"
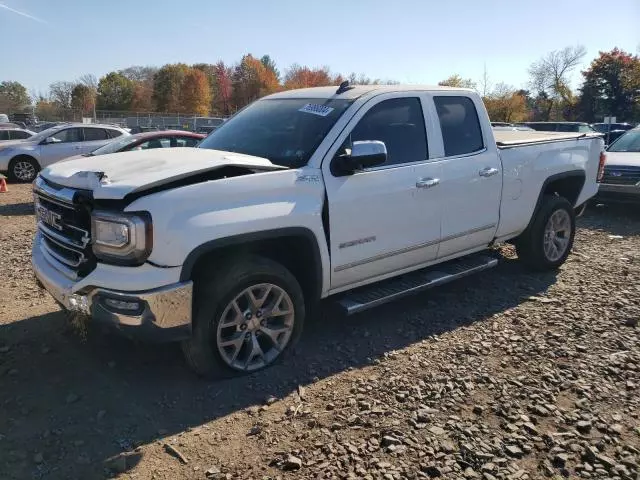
[
  {"x1": 516, "y1": 195, "x2": 575, "y2": 270},
  {"x1": 182, "y1": 255, "x2": 305, "y2": 379},
  {"x1": 8, "y1": 156, "x2": 39, "y2": 182}
]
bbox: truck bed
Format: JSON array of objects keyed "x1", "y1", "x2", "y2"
[{"x1": 494, "y1": 130, "x2": 602, "y2": 148}]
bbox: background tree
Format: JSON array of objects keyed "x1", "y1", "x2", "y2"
[
  {"x1": 49, "y1": 81, "x2": 75, "y2": 109},
  {"x1": 180, "y1": 68, "x2": 211, "y2": 115},
  {"x1": 121, "y1": 66, "x2": 156, "y2": 111},
  {"x1": 231, "y1": 54, "x2": 279, "y2": 109},
  {"x1": 71, "y1": 84, "x2": 95, "y2": 116},
  {"x1": 96, "y1": 72, "x2": 134, "y2": 110},
  {"x1": 483, "y1": 83, "x2": 529, "y2": 122},
  {"x1": 283, "y1": 64, "x2": 333, "y2": 89},
  {"x1": 528, "y1": 45, "x2": 586, "y2": 120},
  {"x1": 212, "y1": 61, "x2": 233, "y2": 116},
  {"x1": 438, "y1": 74, "x2": 477, "y2": 89},
  {"x1": 578, "y1": 48, "x2": 640, "y2": 122},
  {"x1": 260, "y1": 55, "x2": 280, "y2": 82},
  {"x1": 0, "y1": 81, "x2": 31, "y2": 112},
  {"x1": 153, "y1": 63, "x2": 189, "y2": 112}
]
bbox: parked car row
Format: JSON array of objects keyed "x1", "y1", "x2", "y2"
[
  {"x1": 0, "y1": 122, "x2": 205, "y2": 182},
  {"x1": 595, "y1": 126, "x2": 640, "y2": 205}
]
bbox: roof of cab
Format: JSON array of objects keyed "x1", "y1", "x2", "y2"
[{"x1": 264, "y1": 85, "x2": 474, "y2": 101}]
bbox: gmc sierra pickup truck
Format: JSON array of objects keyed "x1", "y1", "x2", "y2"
[{"x1": 31, "y1": 83, "x2": 605, "y2": 378}]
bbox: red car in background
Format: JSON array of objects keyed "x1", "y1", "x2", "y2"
[{"x1": 83, "y1": 130, "x2": 205, "y2": 157}]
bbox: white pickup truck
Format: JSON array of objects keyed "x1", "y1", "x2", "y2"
[{"x1": 31, "y1": 84, "x2": 605, "y2": 378}]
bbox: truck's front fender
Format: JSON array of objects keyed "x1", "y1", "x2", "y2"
[{"x1": 125, "y1": 168, "x2": 331, "y2": 297}]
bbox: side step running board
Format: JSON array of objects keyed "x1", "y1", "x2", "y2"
[{"x1": 335, "y1": 254, "x2": 498, "y2": 315}]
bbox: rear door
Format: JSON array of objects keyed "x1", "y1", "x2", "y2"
[
  {"x1": 40, "y1": 127, "x2": 84, "y2": 166},
  {"x1": 81, "y1": 127, "x2": 111, "y2": 153},
  {"x1": 322, "y1": 93, "x2": 442, "y2": 290},
  {"x1": 430, "y1": 95, "x2": 501, "y2": 258}
]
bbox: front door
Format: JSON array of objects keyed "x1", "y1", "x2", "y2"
[
  {"x1": 322, "y1": 94, "x2": 442, "y2": 291},
  {"x1": 431, "y1": 95, "x2": 501, "y2": 258},
  {"x1": 40, "y1": 127, "x2": 85, "y2": 167}
]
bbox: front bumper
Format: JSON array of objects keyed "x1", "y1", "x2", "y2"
[
  {"x1": 32, "y1": 233, "x2": 193, "y2": 342},
  {"x1": 594, "y1": 183, "x2": 640, "y2": 204}
]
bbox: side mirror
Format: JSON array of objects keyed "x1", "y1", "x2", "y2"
[
  {"x1": 42, "y1": 137, "x2": 57, "y2": 145},
  {"x1": 332, "y1": 140, "x2": 387, "y2": 176}
]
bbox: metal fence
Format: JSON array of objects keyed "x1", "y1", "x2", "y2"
[{"x1": 35, "y1": 109, "x2": 228, "y2": 132}]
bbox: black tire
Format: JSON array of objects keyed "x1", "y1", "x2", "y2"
[
  {"x1": 516, "y1": 195, "x2": 576, "y2": 271},
  {"x1": 8, "y1": 156, "x2": 40, "y2": 183},
  {"x1": 182, "y1": 255, "x2": 305, "y2": 379}
]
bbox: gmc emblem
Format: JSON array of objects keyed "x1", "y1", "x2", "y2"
[{"x1": 37, "y1": 205, "x2": 63, "y2": 231}]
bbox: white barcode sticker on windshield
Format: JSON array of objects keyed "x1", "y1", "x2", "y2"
[{"x1": 298, "y1": 103, "x2": 334, "y2": 117}]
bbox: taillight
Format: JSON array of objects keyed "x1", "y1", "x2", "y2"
[{"x1": 597, "y1": 152, "x2": 606, "y2": 183}]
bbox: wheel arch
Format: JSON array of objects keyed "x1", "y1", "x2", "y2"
[
  {"x1": 180, "y1": 227, "x2": 324, "y2": 304},
  {"x1": 523, "y1": 170, "x2": 585, "y2": 232}
]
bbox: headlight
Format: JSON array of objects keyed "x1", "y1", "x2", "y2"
[{"x1": 91, "y1": 211, "x2": 152, "y2": 265}]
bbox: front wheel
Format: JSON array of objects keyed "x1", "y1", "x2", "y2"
[
  {"x1": 516, "y1": 195, "x2": 576, "y2": 270},
  {"x1": 182, "y1": 255, "x2": 305, "y2": 379},
  {"x1": 9, "y1": 156, "x2": 39, "y2": 182}
]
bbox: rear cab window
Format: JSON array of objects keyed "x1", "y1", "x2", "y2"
[{"x1": 433, "y1": 96, "x2": 484, "y2": 156}]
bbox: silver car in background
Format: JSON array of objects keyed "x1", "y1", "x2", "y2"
[{"x1": 0, "y1": 123, "x2": 130, "y2": 182}]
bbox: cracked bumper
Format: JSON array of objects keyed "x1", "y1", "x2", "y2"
[{"x1": 32, "y1": 233, "x2": 192, "y2": 342}]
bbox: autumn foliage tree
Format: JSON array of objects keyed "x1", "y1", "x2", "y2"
[
  {"x1": 483, "y1": 84, "x2": 529, "y2": 122},
  {"x1": 438, "y1": 74, "x2": 476, "y2": 89},
  {"x1": 231, "y1": 54, "x2": 279, "y2": 109},
  {"x1": 579, "y1": 48, "x2": 640, "y2": 122},
  {"x1": 180, "y1": 69, "x2": 211, "y2": 115},
  {"x1": 153, "y1": 63, "x2": 190, "y2": 112},
  {"x1": 284, "y1": 65, "x2": 334, "y2": 89},
  {"x1": 70, "y1": 84, "x2": 96, "y2": 116}
]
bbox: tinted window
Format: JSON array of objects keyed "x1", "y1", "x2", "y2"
[
  {"x1": 49, "y1": 128, "x2": 83, "y2": 143},
  {"x1": 137, "y1": 138, "x2": 170, "y2": 150},
  {"x1": 0, "y1": 131, "x2": 9, "y2": 140},
  {"x1": 349, "y1": 97, "x2": 428, "y2": 166},
  {"x1": 12, "y1": 130, "x2": 31, "y2": 139},
  {"x1": 434, "y1": 96, "x2": 484, "y2": 156},
  {"x1": 173, "y1": 137, "x2": 200, "y2": 147},
  {"x1": 83, "y1": 128, "x2": 109, "y2": 141},
  {"x1": 557, "y1": 123, "x2": 578, "y2": 132},
  {"x1": 608, "y1": 130, "x2": 640, "y2": 152},
  {"x1": 107, "y1": 129, "x2": 124, "y2": 138}
]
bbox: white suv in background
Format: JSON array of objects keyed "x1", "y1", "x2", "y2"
[{"x1": 0, "y1": 123, "x2": 130, "y2": 182}]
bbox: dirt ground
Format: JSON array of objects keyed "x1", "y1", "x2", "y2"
[{"x1": 0, "y1": 183, "x2": 638, "y2": 480}]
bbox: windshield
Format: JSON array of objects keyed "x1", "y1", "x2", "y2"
[
  {"x1": 607, "y1": 130, "x2": 640, "y2": 152},
  {"x1": 26, "y1": 126, "x2": 65, "y2": 144},
  {"x1": 197, "y1": 98, "x2": 353, "y2": 168},
  {"x1": 90, "y1": 135, "x2": 139, "y2": 155}
]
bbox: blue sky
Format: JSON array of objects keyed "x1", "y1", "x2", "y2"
[{"x1": 2, "y1": 0, "x2": 639, "y2": 95}]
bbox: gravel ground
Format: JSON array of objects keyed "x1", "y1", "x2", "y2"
[{"x1": 0, "y1": 183, "x2": 638, "y2": 480}]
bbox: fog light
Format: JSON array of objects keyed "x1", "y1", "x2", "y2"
[
  {"x1": 104, "y1": 298, "x2": 141, "y2": 312},
  {"x1": 68, "y1": 294, "x2": 90, "y2": 315}
]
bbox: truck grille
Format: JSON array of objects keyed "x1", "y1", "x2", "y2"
[
  {"x1": 602, "y1": 166, "x2": 640, "y2": 186},
  {"x1": 33, "y1": 177, "x2": 95, "y2": 277}
]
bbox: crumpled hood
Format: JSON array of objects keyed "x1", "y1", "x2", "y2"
[
  {"x1": 605, "y1": 151, "x2": 640, "y2": 168},
  {"x1": 40, "y1": 148, "x2": 285, "y2": 200}
]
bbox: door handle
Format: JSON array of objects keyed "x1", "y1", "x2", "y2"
[
  {"x1": 416, "y1": 178, "x2": 440, "y2": 189},
  {"x1": 479, "y1": 167, "x2": 499, "y2": 177},
  {"x1": 74, "y1": 146, "x2": 82, "y2": 150}
]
